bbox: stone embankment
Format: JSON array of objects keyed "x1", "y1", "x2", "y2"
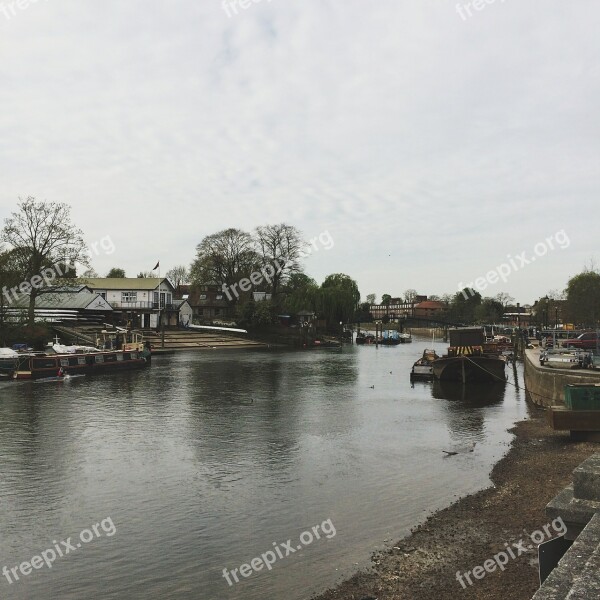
[{"x1": 524, "y1": 347, "x2": 600, "y2": 407}]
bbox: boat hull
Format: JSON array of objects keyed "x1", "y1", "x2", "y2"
[
  {"x1": 432, "y1": 355, "x2": 506, "y2": 383},
  {"x1": 13, "y1": 351, "x2": 148, "y2": 380}
]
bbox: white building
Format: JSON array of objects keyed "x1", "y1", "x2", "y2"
[{"x1": 83, "y1": 278, "x2": 177, "y2": 329}]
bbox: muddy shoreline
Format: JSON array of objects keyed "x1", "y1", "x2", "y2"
[{"x1": 313, "y1": 402, "x2": 596, "y2": 600}]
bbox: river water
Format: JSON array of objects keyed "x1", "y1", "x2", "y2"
[{"x1": 0, "y1": 338, "x2": 527, "y2": 600}]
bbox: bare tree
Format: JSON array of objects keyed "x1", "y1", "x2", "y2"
[
  {"x1": 166, "y1": 265, "x2": 188, "y2": 296},
  {"x1": 254, "y1": 224, "x2": 304, "y2": 297},
  {"x1": 494, "y1": 292, "x2": 515, "y2": 308},
  {"x1": 404, "y1": 289, "x2": 418, "y2": 304},
  {"x1": 366, "y1": 293, "x2": 376, "y2": 305},
  {"x1": 1, "y1": 197, "x2": 88, "y2": 325}
]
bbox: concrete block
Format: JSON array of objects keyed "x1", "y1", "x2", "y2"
[{"x1": 573, "y1": 453, "x2": 600, "y2": 501}]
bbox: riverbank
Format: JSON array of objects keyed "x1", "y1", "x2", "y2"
[{"x1": 313, "y1": 403, "x2": 597, "y2": 600}]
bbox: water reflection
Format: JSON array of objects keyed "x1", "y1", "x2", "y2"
[
  {"x1": 0, "y1": 346, "x2": 527, "y2": 600},
  {"x1": 431, "y1": 379, "x2": 507, "y2": 442}
]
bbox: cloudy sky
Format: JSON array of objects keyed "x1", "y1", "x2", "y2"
[{"x1": 1, "y1": 0, "x2": 598, "y2": 304}]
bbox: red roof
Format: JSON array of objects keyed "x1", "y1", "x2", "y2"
[{"x1": 415, "y1": 301, "x2": 446, "y2": 309}]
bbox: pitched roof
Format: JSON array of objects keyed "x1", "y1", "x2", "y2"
[
  {"x1": 415, "y1": 300, "x2": 446, "y2": 309},
  {"x1": 45, "y1": 285, "x2": 92, "y2": 293},
  {"x1": 8, "y1": 292, "x2": 112, "y2": 311},
  {"x1": 82, "y1": 278, "x2": 175, "y2": 291},
  {"x1": 172, "y1": 299, "x2": 191, "y2": 308}
]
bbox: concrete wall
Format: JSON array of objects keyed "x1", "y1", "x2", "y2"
[{"x1": 524, "y1": 348, "x2": 600, "y2": 407}]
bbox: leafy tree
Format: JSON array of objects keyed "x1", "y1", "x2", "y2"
[
  {"x1": 356, "y1": 301, "x2": 373, "y2": 322},
  {"x1": 448, "y1": 289, "x2": 482, "y2": 324},
  {"x1": 1, "y1": 197, "x2": 88, "y2": 325},
  {"x1": 254, "y1": 224, "x2": 304, "y2": 297},
  {"x1": 253, "y1": 300, "x2": 275, "y2": 326},
  {"x1": 282, "y1": 273, "x2": 319, "y2": 315},
  {"x1": 190, "y1": 228, "x2": 257, "y2": 303},
  {"x1": 106, "y1": 267, "x2": 126, "y2": 278},
  {"x1": 565, "y1": 270, "x2": 600, "y2": 327},
  {"x1": 317, "y1": 273, "x2": 360, "y2": 325},
  {"x1": 474, "y1": 297, "x2": 504, "y2": 324},
  {"x1": 381, "y1": 294, "x2": 392, "y2": 305}
]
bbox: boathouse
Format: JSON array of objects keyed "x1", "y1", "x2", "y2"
[{"x1": 82, "y1": 277, "x2": 177, "y2": 329}]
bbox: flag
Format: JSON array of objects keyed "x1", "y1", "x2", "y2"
[{"x1": 152, "y1": 261, "x2": 160, "y2": 271}]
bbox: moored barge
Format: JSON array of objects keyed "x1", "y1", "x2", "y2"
[{"x1": 432, "y1": 327, "x2": 506, "y2": 384}]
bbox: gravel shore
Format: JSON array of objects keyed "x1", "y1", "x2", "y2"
[{"x1": 313, "y1": 402, "x2": 597, "y2": 600}]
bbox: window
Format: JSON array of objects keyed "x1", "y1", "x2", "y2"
[
  {"x1": 167, "y1": 293, "x2": 172, "y2": 305},
  {"x1": 122, "y1": 292, "x2": 137, "y2": 303},
  {"x1": 199, "y1": 294, "x2": 207, "y2": 300},
  {"x1": 216, "y1": 294, "x2": 223, "y2": 300}
]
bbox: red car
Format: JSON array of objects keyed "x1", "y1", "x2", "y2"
[{"x1": 562, "y1": 332, "x2": 599, "y2": 350}]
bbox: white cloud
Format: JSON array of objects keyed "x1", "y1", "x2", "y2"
[{"x1": 0, "y1": 0, "x2": 598, "y2": 301}]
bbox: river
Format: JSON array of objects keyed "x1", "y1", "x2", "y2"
[{"x1": 0, "y1": 338, "x2": 526, "y2": 599}]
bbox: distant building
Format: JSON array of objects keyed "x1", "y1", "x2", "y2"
[
  {"x1": 370, "y1": 301, "x2": 414, "y2": 320},
  {"x1": 187, "y1": 283, "x2": 232, "y2": 321},
  {"x1": 503, "y1": 312, "x2": 533, "y2": 328},
  {"x1": 252, "y1": 292, "x2": 272, "y2": 302},
  {"x1": 82, "y1": 278, "x2": 177, "y2": 329},
  {"x1": 414, "y1": 300, "x2": 447, "y2": 318},
  {"x1": 171, "y1": 299, "x2": 193, "y2": 327}
]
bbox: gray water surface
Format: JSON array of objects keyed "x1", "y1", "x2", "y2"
[{"x1": 0, "y1": 339, "x2": 527, "y2": 599}]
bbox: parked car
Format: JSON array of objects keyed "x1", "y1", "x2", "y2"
[{"x1": 562, "y1": 332, "x2": 599, "y2": 350}]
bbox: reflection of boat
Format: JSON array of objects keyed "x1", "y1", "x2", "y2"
[
  {"x1": 410, "y1": 349, "x2": 439, "y2": 381},
  {"x1": 34, "y1": 374, "x2": 86, "y2": 384},
  {"x1": 432, "y1": 327, "x2": 506, "y2": 383},
  {"x1": 432, "y1": 379, "x2": 506, "y2": 403}
]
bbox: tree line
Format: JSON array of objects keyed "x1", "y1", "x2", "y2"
[{"x1": 3, "y1": 197, "x2": 600, "y2": 335}]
